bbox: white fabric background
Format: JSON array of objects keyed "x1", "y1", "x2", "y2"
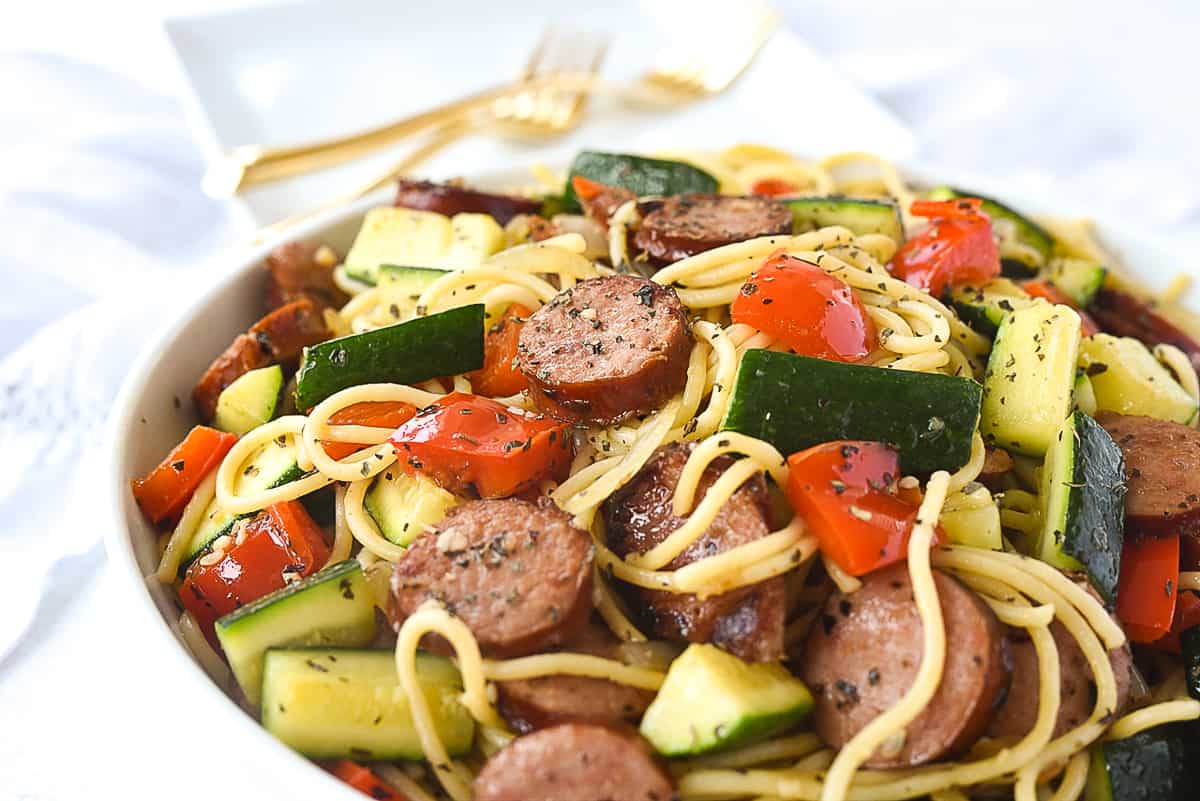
[{"x1": 1, "y1": 1, "x2": 1197, "y2": 799}]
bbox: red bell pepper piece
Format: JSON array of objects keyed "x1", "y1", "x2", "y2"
[
  {"x1": 327, "y1": 761, "x2": 408, "y2": 800},
  {"x1": 1021, "y1": 280, "x2": 1100, "y2": 336},
  {"x1": 1151, "y1": 590, "x2": 1200, "y2": 654},
  {"x1": 131, "y1": 425, "x2": 238, "y2": 525},
  {"x1": 390, "y1": 392, "x2": 572, "y2": 499},
  {"x1": 571, "y1": 175, "x2": 609, "y2": 202},
  {"x1": 890, "y1": 198, "x2": 1001, "y2": 296},
  {"x1": 785, "y1": 440, "x2": 939, "y2": 576},
  {"x1": 323, "y1": 401, "x2": 418, "y2": 461},
  {"x1": 1116, "y1": 534, "x2": 1180, "y2": 643},
  {"x1": 179, "y1": 500, "x2": 330, "y2": 644},
  {"x1": 750, "y1": 178, "x2": 800, "y2": 197},
  {"x1": 468, "y1": 303, "x2": 532, "y2": 397},
  {"x1": 731, "y1": 252, "x2": 877, "y2": 362}
]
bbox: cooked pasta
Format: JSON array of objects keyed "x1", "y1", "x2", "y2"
[{"x1": 128, "y1": 146, "x2": 1200, "y2": 801}]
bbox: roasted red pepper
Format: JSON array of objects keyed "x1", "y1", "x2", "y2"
[
  {"x1": 322, "y1": 401, "x2": 417, "y2": 461},
  {"x1": 731, "y1": 252, "x2": 876, "y2": 362},
  {"x1": 890, "y1": 198, "x2": 1001, "y2": 296},
  {"x1": 131, "y1": 426, "x2": 237, "y2": 525},
  {"x1": 785, "y1": 440, "x2": 939, "y2": 576},
  {"x1": 468, "y1": 303, "x2": 533, "y2": 397},
  {"x1": 327, "y1": 760, "x2": 408, "y2": 800},
  {"x1": 390, "y1": 392, "x2": 572, "y2": 499},
  {"x1": 179, "y1": 500, "x2": 330, "y2": 644},
  {"x1": 1116, "y1": 533, "x2": 1180, "y2": 644},
  {"x1": 1152, "y1": 590, "x2": 1200, "y2": 654},
  {"x1": 750, "y1": 178, "x2": 800, "y2": 197}
]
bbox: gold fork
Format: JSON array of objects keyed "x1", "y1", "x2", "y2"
[
  {"x1": 208, "y1": 27, "x2": 609, "y2": 199},
  {"x1": 253, "y1": 28, "x2": 608, "y2": 241},
  {"x1": 639, "y1": 1, "x2": 780, "y2": 97}
]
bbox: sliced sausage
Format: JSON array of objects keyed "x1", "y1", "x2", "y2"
[
  {"x1": 579, "y1": 183, "x2": 636, "y2": 228},
  {"x1": 497, "y1": 621, "x2": 656, "y2": 733},
  {"x1": 518, "y1": 274, "x2": 692, "y2": 425},
  {"x1": 1094, "y1": 412, "x2": 1200, "y2": 550},
  {"x1": 799, "y1": 562, "x2": 1010, "y2": 767},
  {"x1": 634, "y1": 194, "x2": 793, "y2": 264},
  {"x1": 1090, "y1": 287, "x2": 1200, "y2": 371},
  {"x1": 388, "y1": 497, "x2": 594, "y2": 658},
  {"x1": 986, "y1": 619, "x2": 1132, "y2": 741},
  {"x1": 394, "y1": 179, "x2": 541, "y2": 225},
  {"x1": 192, "y1": 334, "x2": 273, "y2": 421},
  {"x1": 978, "y1": 446, "x2": 1014, "y2": 492},
  {"x1": 248, "y1": 298, "x2": 330, "y2": 365},
  {"x1": 193, "y1": 298, "x2": 330, "y2": 419},
  {"x1": 604, "y1": 443, "x2": 786, "y2": 663},
  {"x1": 264, "y1": 240, "x2": 348, "y2": 311},
  {"x1": 472, "y1": 723, "x2": 675, "y2": 801}
]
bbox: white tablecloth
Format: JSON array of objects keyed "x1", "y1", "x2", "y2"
[{"x1": 2, "y1": 2, "x2": 1198, "y2": 799}]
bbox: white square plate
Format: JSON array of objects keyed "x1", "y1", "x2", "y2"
[{"x1": 163, "y1": 0, "x2": 915, "y2": 226}]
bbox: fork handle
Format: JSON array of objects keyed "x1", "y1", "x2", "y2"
[{"x1": 202, "y1": 76, "x2": 558, "y2": 198}]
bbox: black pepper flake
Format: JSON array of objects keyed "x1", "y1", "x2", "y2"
[
  {"x1": 171, "y1": 460, "x2": 186, "y2": 472},
  {"x1": 867, "y1": 668, "x2": 880, "y2": 685},
  {"x1": 633, "y1": 284, "x2": 655, "y2": 307}
]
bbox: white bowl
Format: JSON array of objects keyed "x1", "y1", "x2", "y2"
[{"x1": 104, "y1": 164, "x2": 1200, "y2": 798}]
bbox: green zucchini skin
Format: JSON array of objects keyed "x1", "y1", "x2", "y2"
[
  {"x1": 1088, "y1": 725, "x2": 1198, "y2": 801},
  {"x1": 562, "y1": 151, "x2": 718, "y2": 211},
  {"x1": 294, "y1": 304, "x2": 484, "y2": 410},
  {"x1": 783, "y1": 196, "x2": 904, "y2": 242},
  {"x1": 720, "y1": 349, "x2": 982, "y2": 474},
  {"x1": 1184, "y1": 626, "x2": 1200, "y2": 701},
  {"x1": 1038, "y1": 411, "x2": 1126, "y2": 604},
  {"x1": 927, "y1": 185, "x2": 1054, "y2": 275}
]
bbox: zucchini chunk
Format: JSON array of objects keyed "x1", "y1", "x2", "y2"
[
  {"x1": 261, "y1": 648, "x2": 475, "y2": 760},
  {"x1": 938, "y1": 486, "x2": 1003, "y2": 550},
  {"x1": 215, "y1": 560, "x2": 377, "y2": 707},
  {"x1": 1074, "y1": 370, "x2": 1098, "y2": 416},
  {"x1": 213, "y1": 364, "x2": 283, "y2": 436},
  {"x1": 927, "y1": 186, "x2": 1054, "y2": 275},
  {"x1": 365, "y1": 470, "x2": 457, "y2": 546},
  {"x1": 1036, "y1": 411, "x2": 1126, "y2": 603},
  {"x1": 179, "y1": 436, "x2": 303, "y2": 572},
  {"x1": 1045, "y1": 257, "x2": 1107, "y2": 307},
  {"x1": 784, "y1": 196, "x2": 904, "y2": 242},
  {"x1": 294, "y1": 304, "x2": 484, "y2": 410},
  {"x1": 343, "y1": 207, "x2": 503, "y2": 285},
  {"x1": 980, "y1": 301, "x2": 1081, "y2": 456},
  {"x1": 1079, "y1": 334, "x2": 1198, "y2": 424},
  {"x1": 949, "y1": 278, "x2": 1037, "y2": 337},
  {"x1": 375, "y1": 264, "x2": 449, "y2": 321},
  {"x1": 639, "y1": 644, "x2": 812, "y2": 756},
  {"x1": 1086, "y1": 725, "x2": 1197, "y2": 801},
  {"x1": 721, "y1": 349, "x2": 982, "y2": 474},
  {"x1": 561, "y1": 151, "x2": 718, "y2": 211},
  {"x1": 1183, "y1": 626, "x2": 1200, "y2": 701}
]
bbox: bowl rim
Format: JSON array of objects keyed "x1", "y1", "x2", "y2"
[
  {"x1": 103, "y1": 191, "x2": 386, "y2": 800},
  {"x1": 103, "y1": 158, "x2": 1200, "y2": 799}
]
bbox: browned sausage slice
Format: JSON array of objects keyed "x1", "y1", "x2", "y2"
[
  {"x1": 978, "y1": 446, "x2": 1014, "y2": 492},
  {"x1": 497, "y1": 621, "x2": 656, "y2": 733},
  {"x1": 604, "y1": 443, "x2": 786, "y2": 663},
  {"x1": 264, "y1": 240, "x2": 348, "y2": 311},
  {"x1": 579, "y1": 183, "x2": 636, "y2": 228},
  {"x1": 248, "y1": 298, "x2": 330, "y2": 365},
  {"x1": 518, "y1": 274, "x2": 692, "y2": 425},
  {"x1": 986, "y1": 620, "x2": 1132, "y2": 741},
  {"x1": 1094, "y1": 412, "x2": 1200, "y2": 548},
  {"x1": 394, "y1": 179, "x2": 541, "y2": 225},
  {"x1": 389, "y1": 497, "x2": 594, "y2": 658},
  {"x1": 799, "y1": 562, "x2": 1010, "y2": 767},
  {"x1": 192, "y1": 299, "x2": 329, "y2": 420},
  {"x1": 472, "y1": 723, "x2": 675, "y2": 801},
  {"x1": 1090, "y1": 287, "x2": 1200, "y2": 371},
  {"x1": 192, "y1": 334, "x2": 272, "y2": 420},
  {"x1": 634, "y1": 194, "x2": 793, "y2": 264}
]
